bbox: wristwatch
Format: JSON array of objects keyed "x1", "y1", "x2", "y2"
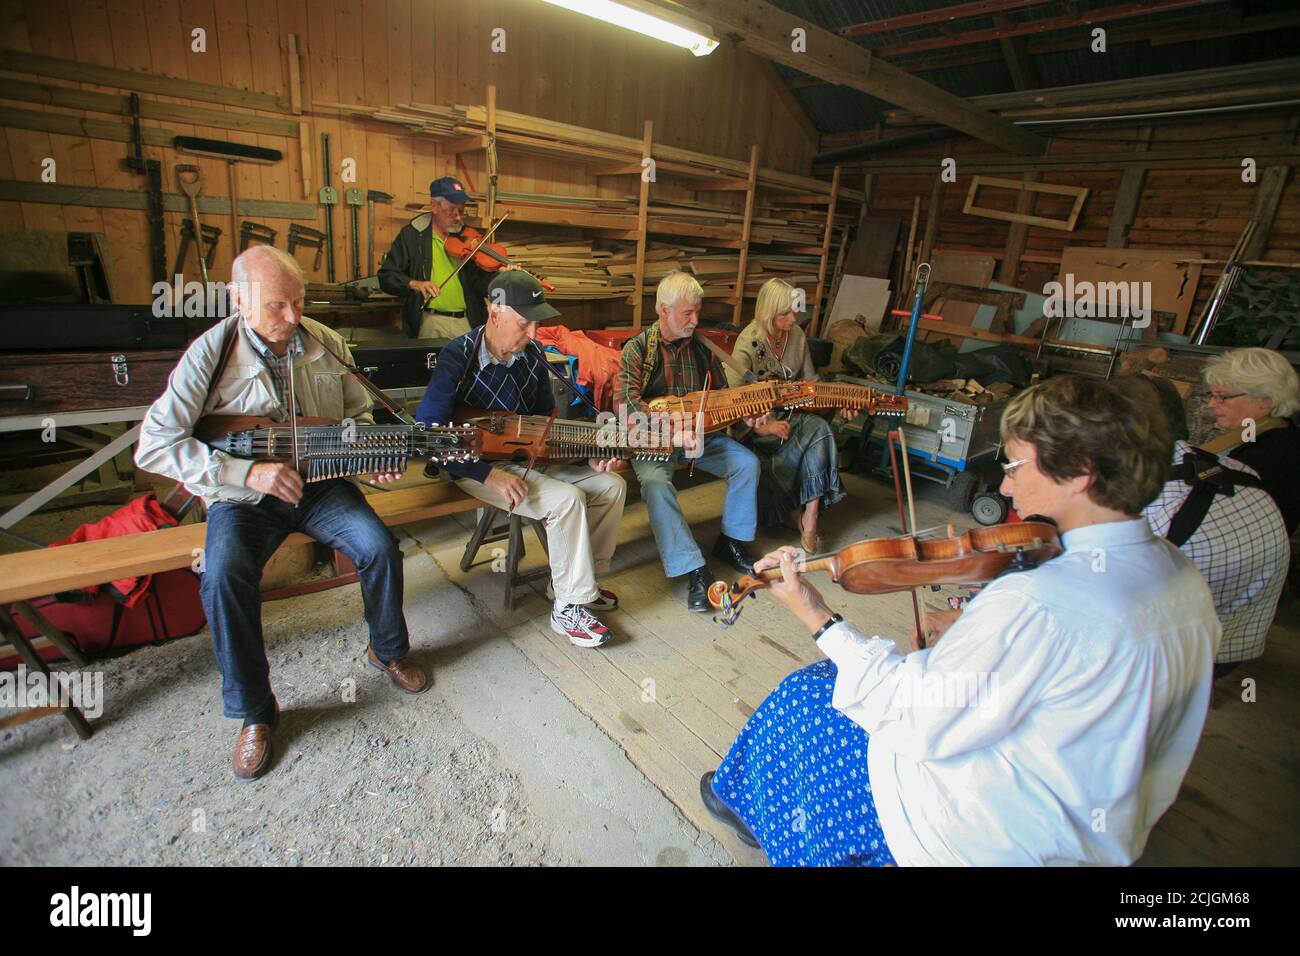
[{"x1": 812, "y1": 613, "x2": 844, "y2": 640}]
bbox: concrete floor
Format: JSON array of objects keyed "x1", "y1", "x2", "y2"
[
  {"x1": 0, "y1": 527, "x2": 730, "y2": 866},
  {"x1": 4, "y1": 456, "x2": 1297, "y2": 867}
]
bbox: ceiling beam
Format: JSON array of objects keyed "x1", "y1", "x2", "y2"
[
  {"x1": 841, "y1": 0, "x2": 1049, "y2": 38},
  {"x1": 874, "y1": 0, "x2": 1220, "y2": 57},
  {"x1": 995, "y1": 15, "x2": 1039, "y2": 91},
  {"x1": 658, "y1": 0, "x2": 1046, "y2": 155},
  {"x1": 785, "y1": 9, "x2": 1300, "y2": 93}
]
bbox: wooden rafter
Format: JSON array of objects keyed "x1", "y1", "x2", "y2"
[
  {"x1": 655, "y1": 0, "x2": 1046, "y2": 155},
  {"x1": 874, "y1": 0, "x2": 1220, "y2": 57}
]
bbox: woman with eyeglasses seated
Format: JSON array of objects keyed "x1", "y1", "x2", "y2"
[
  {"x1": 699, "y1": 375, "x2": 1220, "y2": 866},
  {"x1": 726, "y1": 278, "x2": 852, "y2": 553},
  {"x1": 1202, "y1": 347, "x2": 1300, "y2": 534}
]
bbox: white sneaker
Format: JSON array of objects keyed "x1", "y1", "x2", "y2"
[
  {"x1": 546, "y1": 581, "x2": 619, "y2": 612},
  {"x1": 550, "y1": 603, "x2": 612, "y2": 648}
]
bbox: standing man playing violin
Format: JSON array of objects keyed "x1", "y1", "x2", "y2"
[
  {"x1": 379, "y1": 176, "x2": 492, "y2": 340},
  {"x1": 700, "y1": 375, "x2": 1221, "y2": 865},
  {"x1": 416, "y1": 271, "x2": 627, "y2": 648},
  {"x1": 136, "y1": 246, "x2": 428, "y2": 782}
]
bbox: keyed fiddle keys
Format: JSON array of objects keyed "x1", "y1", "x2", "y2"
[
  {"x1": 646, "y1": 380, "x2": 907, "y2": 433},
  {"x1": 459, "y1": 410, "x2": 674, "y2": 463},
  {"x1": 197, "y1": 415, "x2": 484, "y2": 482},
  {"x1": 802, "y1": 382, "x2": 908, "y2": 417},
  {"x1": 646, "y1": 381, "x2": 812, "y2": 433}
]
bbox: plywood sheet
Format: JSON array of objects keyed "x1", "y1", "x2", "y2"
[
  {"x1": 843, "y1": 216, "x2": 901, "y2": 279},
  {"x1": 1057, "y1": 246, "x2": 1203, "y2": 334},
  {"x1": 825, "y1": 275, "x2": 891, "y2": 332}
]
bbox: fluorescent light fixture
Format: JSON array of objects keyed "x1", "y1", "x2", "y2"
[{"x1": 539, "y1": 0, "x2": 720, "y2": 56}]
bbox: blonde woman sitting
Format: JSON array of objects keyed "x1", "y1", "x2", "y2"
[{"x1": 727, "y1": 278, "x2": 850, "y2": 552}]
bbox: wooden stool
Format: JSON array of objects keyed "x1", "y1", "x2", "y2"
[{"x1": 459, "y1": 506, "x2": 550, "y2": 610}]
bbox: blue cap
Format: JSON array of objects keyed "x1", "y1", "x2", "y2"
[{"x1": 429, "y1": 176, "x2": 469, "y2": 204}]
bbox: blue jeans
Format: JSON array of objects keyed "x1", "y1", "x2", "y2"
[
  {"x1": 631, "y1": 432, "x2": 759, "y2": 578},
  {"x1": 200, "y1": 479, "x2": 409, "y2": 720}
]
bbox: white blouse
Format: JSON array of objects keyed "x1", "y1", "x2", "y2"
[{"x1": 817, "y1": 518, "x2": 1220, "y2": 866}]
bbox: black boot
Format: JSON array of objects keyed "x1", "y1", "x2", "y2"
[
  {"x1": 686, "y1": 566, "x2": 711, "y2": 613},
  {"x1": 712, "y1": 534, "x2": 756, "y2": 576},
  {"x1": 700, "y1": 771, "x2": 760, "y2": 848}
]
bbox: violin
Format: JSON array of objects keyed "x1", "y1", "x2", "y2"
[
  {"x1": 445, "y1": 223, "x2": 557, "y2": 292},
  {"x1": 707, "y1": 521, "x2": 1062, "y2": 626}
]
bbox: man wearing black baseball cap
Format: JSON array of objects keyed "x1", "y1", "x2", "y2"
[
  {"x1": 378, "y1": 176, "x2": 492, "y2": 339},
  {"x1": 416, "y1": 271, "x2": 627, "y2": 648}
]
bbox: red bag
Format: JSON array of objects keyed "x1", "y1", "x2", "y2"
[{"x1": 2, "y1": 495, "x2": 207, "y2": 667}]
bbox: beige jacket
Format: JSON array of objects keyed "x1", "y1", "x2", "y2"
[
  {"x1": 725, "y1": 320, "x2": 817, "y2": 387},
  {"x1": 135, "y1": 315, "x2": 374, "y2": 505}
]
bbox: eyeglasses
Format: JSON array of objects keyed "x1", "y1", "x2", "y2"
[
  {"x1": 1001, "y1": 457, "x2": 1032, "y2": 477},
  {"x1": 1207, "y1": 391, "x2": 1247, "y2": 404}
]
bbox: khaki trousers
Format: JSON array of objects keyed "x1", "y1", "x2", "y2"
[
  {"x1": 455, "y1": 461, "x2": 626, "y2": 606},
  {"x1": 419, "y1": 311, "x2": 471, "y2": 339}
]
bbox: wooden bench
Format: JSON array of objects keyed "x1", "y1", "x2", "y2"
[
  {"x1": 0, "y1": 480, "x2": 481, "y2": 739},
  {"x1": 0, "y1": 481, "x2": 480, "y2": 608}
]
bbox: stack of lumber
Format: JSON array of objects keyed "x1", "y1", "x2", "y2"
[
  {"x1": 326, "y1": 100, "x2": 861, "y2": 201},
  {"x1": 321, "y1": 100, "x2": 858, "y2": 248},
  {"x1": 483, "y1": 191, "x2": 850, "y2": 247},
  {"x1": 505, "y1": 237, "x2": 822, "y2": 301}
]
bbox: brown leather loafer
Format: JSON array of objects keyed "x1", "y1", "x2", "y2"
[
  {"x1": 367, "y1": 646, "x2": 430, "y2": 694},
  {"x1": 232, "y1": 701, "x2": 278, "y2": 781}
]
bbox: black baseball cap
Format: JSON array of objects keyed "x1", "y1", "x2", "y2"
[
  {"x1": 488, "y1": 270, "x2": 560, "y2": 322},
  {"x1": 429, "y1": 176, "x2": 469, "y2": 204}
]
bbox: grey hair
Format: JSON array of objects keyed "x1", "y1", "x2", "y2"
[
  {"x1": 655, "y1": 271, "x2": 703, "y2": 313},
  {"x1": 1203, "y1": 347, "x2": 1300, "y2": 418},
  {"x1": 230, "y1": 244, "x2": 305, "y2": 288}
]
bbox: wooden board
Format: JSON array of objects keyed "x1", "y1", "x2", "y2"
[
  {"x1": 843, "y1": 215, "x2": 901, "y2": 279},
  {"x1": 1057, "y1": 246, "x2": 1204, "y2": 334},
  {"x1": 0, "y1": 480, "x2": 480, "y2": 605}
]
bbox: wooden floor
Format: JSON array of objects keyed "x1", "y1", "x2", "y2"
[{"x1": 406, "y1": 468, "x2": 1300, "y2": 866}]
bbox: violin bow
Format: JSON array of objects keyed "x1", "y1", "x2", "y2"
[
  {"x1": 891, "y1": 428, "x2": 929, "y2": 650},
  {"x1": 429, "y1": 211, "x2": 513, "y2": 306},
  {"x1": 688, "y1": 372, "x2": 710, "y2": 478}
]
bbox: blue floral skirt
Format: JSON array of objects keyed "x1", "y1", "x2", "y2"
[{"x1": 711, "y1": 659, "x2": 897, "y2": 866}]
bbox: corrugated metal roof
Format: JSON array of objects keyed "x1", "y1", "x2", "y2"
[{"x1": 761, "y1": 0, "x2": 1300, "y2": 134}]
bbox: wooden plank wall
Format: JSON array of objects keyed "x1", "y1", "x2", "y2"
[
  {"x1": 0, "y1": 0, "x2": 818, "y2": 303},
  {"x1": 851, "y1": 112, "x2": 1300, "y2": 323}
]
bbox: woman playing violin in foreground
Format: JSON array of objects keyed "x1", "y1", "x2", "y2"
[{"x1": 701, "y1": 375, "x2": 1222, "y2": 866}]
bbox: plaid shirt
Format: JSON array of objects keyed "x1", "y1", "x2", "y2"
[
  {"x1": 1143, "y1": 440, "x2": 1290, "y2": 663},
  {"x1": 616, "y1": 323, "x2": 726, "y2": 413},
  {"x1": 243, "y1": 320, "x2": 304, "y2": 420}
]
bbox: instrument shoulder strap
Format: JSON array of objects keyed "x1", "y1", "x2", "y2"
[
  {"x1": 163, "y1": 314, "x2": 240, "y2": 520},
  {"x1": 639, "y1": 322, "x2": 661, "y2": 393},
  {"x1": 201, "y1": 314, "x2": 241, "y2": 415},
  {"x1": 639, "y1": 323, "x2": 733, "y2": 395},
  {"x1": 1165, "y1": 447, "x2": 1265, "y2": 548},
  {"x1": 296, "y1": 319, "x2": 413, "y2": 424}
]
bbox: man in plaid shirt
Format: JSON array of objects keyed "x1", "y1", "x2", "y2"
[
  {"x1": 1139, "y1": 376, "x2": 1289, "y2": 679},
  {"x1": 617, "y1": 272, "x2": 765, "y2": 612}
]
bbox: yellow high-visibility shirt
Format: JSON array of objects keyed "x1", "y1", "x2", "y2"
[{"x1": 427, "y1": 232, "x2": 467, "y2": 312}]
